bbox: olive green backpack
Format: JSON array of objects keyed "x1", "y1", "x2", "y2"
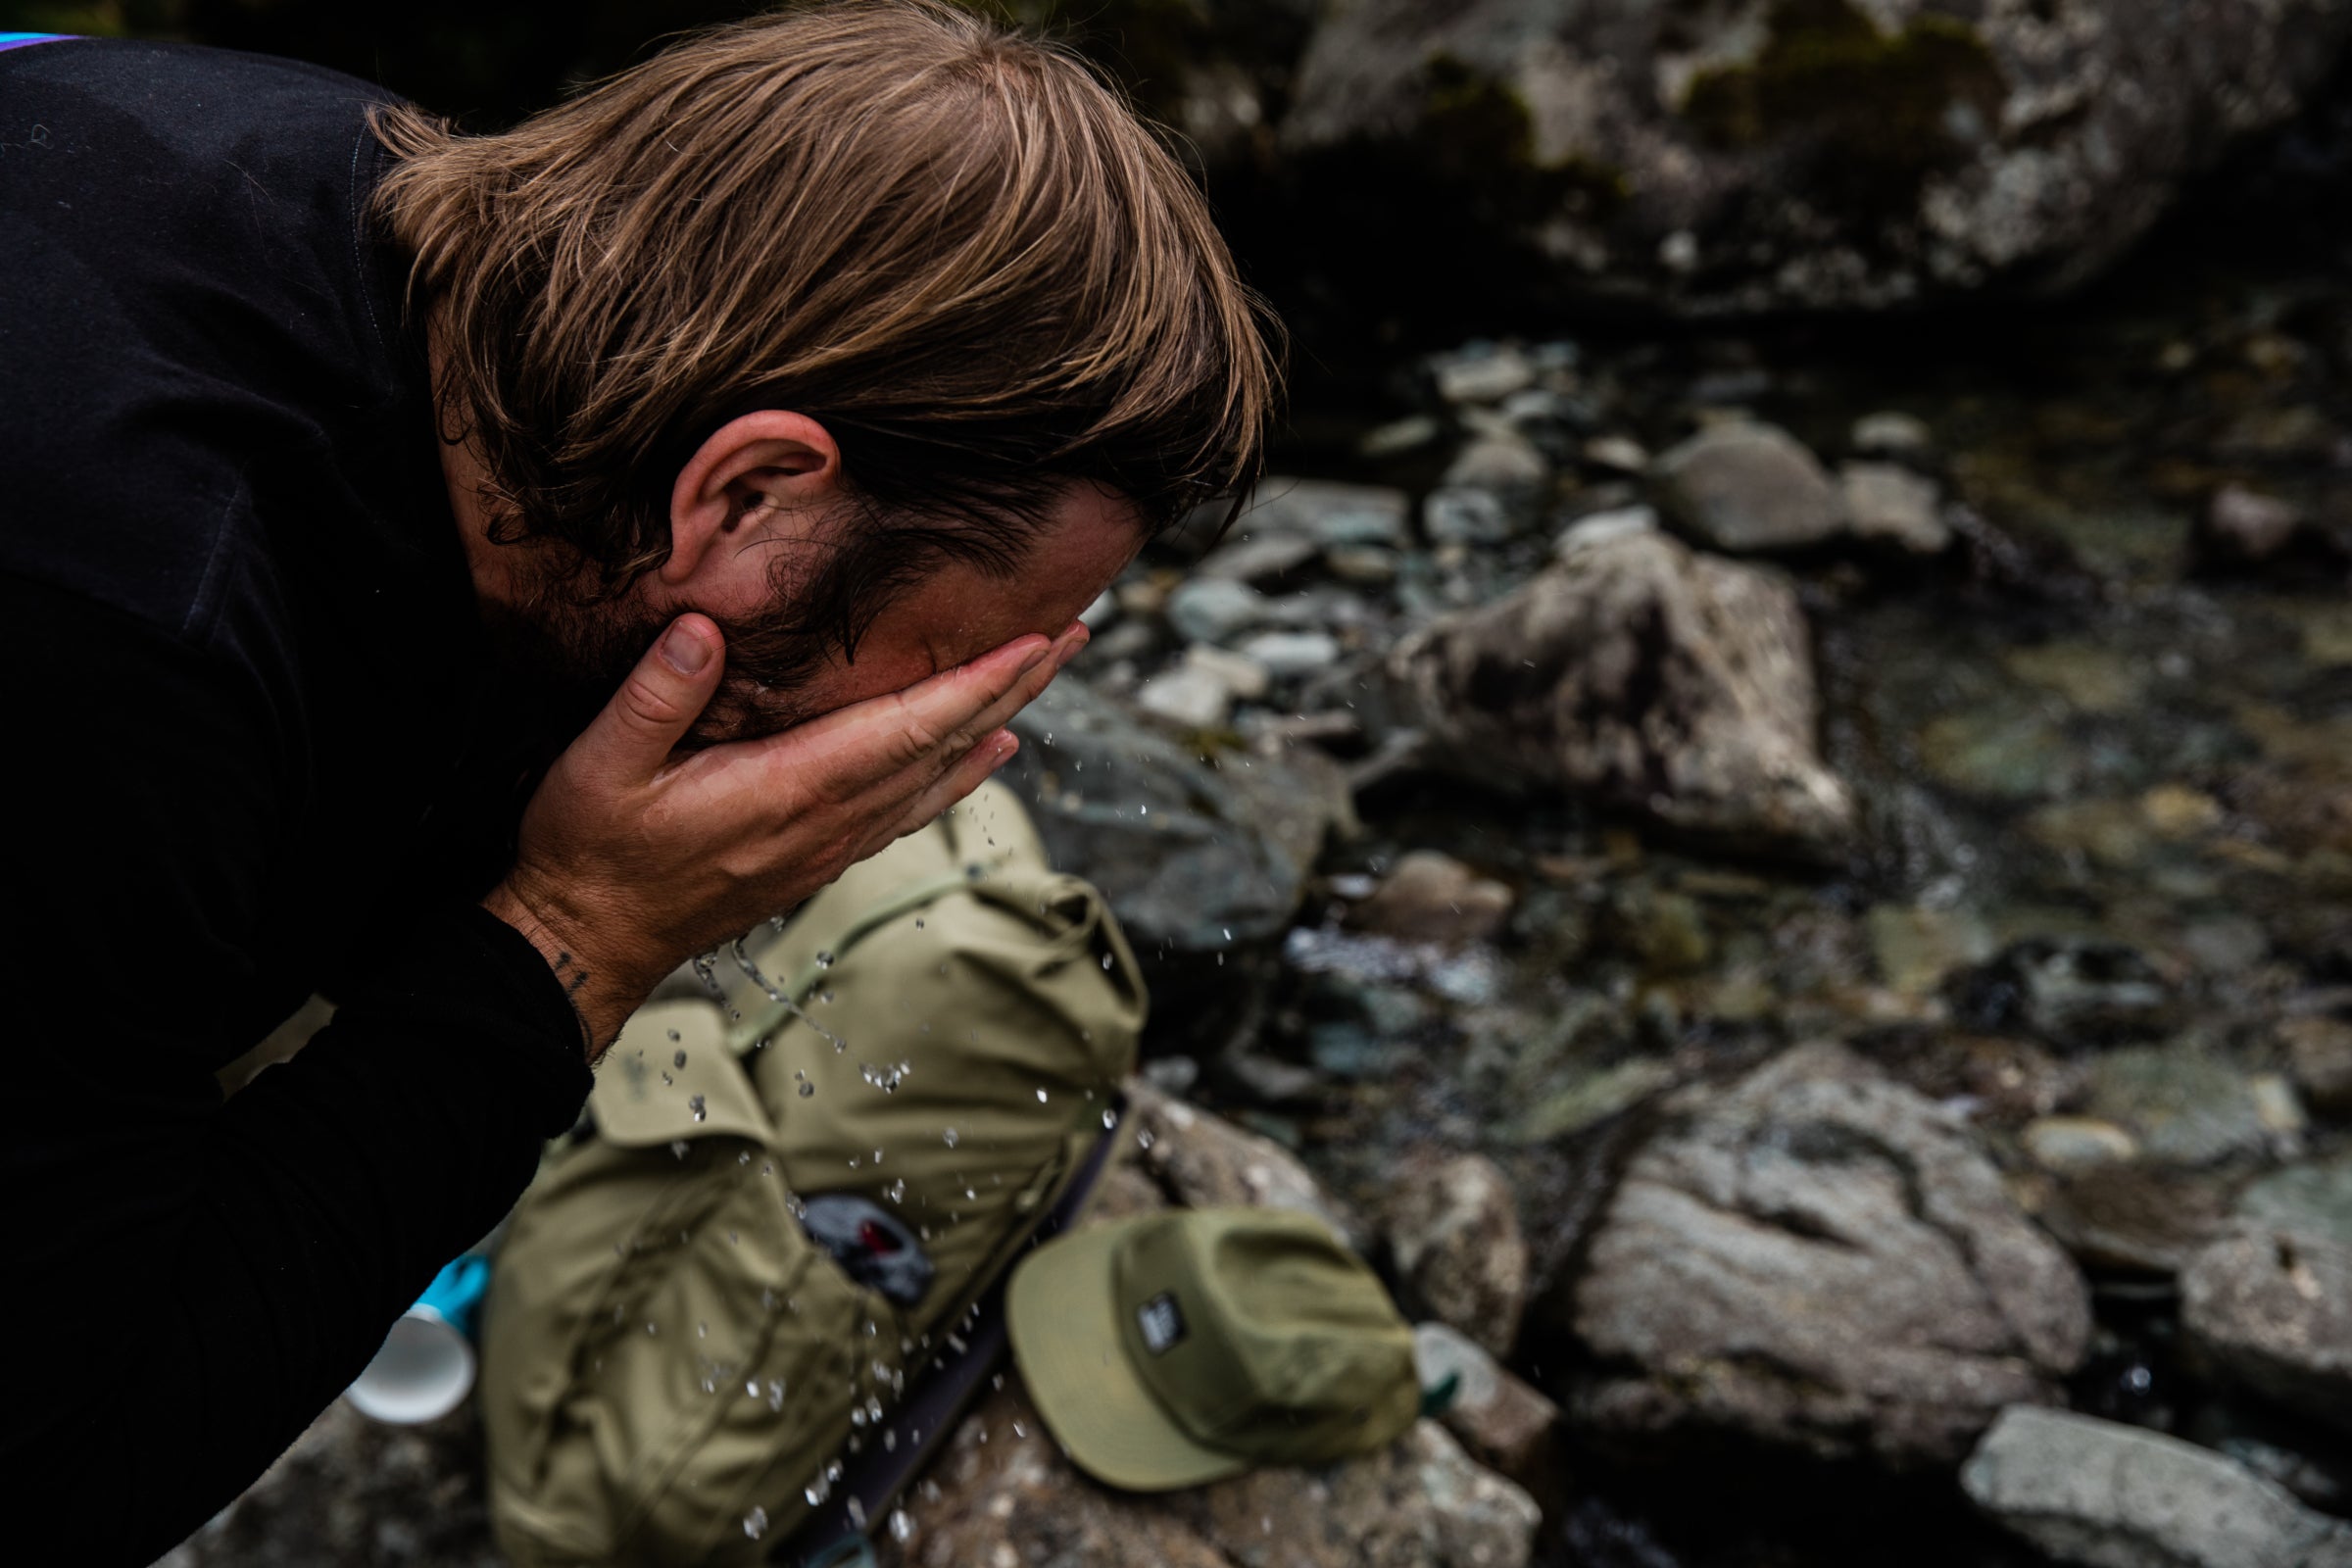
[{"x1": 479, "y1": 784, "x2": 1144, "y2": 1566}]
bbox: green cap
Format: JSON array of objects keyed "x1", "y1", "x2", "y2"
[{"x1": 1004, "y1": 1206, "x2": 1420, "y2": 1491}]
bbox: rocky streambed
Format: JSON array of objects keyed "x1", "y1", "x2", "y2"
[
  {"x1": 994, "y1": 252, "x2": 2352, "y2": 1567},
  {"x1": 169, "y1": 258, "x2": 2352, "y2": 1568}
]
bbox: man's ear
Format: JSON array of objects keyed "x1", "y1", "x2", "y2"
[{"x1": 662, "y1": 411, "x2": 842, "y2": 587}]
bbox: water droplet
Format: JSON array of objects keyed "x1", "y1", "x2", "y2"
[
  {"x1": 799, "y1": 1081, "x2": 815, "y2": 1098},
  {"x1": 1138, "y1": 1130, "x2": 1155, "y2": 1151},
  {"x1": 847, "y1": 1495, "x2": 868, "y2": 1530},
  {"x1": 913, "y1": 917, "x2": 925, "y2": 929},
  {"x1": 942, "y1": 1127, "x2": 958, "y2": 1149},
  {"x1": 1102, "y1": 1109, "x2": 1116, "y2": 1129},
  {"x1": 1101, "y1": 954, "x2": 1114, "y2": 970},
  {"x1": 689, "y1": 1094, "x2": 707, "y2": 1123},
  {"x1": 1036, "y1": 1088, "x2": 1050, "y2": 1102},
  {"x1": 673, "y1": 1048, "x2": 688, "y2": 1069},
  {"x1": 890, "y1": 1507, "x2": 914, "y2": 1543},
  {"x1": 815, "y1": 950, "x2": 836, "y2": 968},
  {"x1": 666, "y1": 1028, "x2": 682, "y2": 1043},
  {"x1": 669, "y1": 1140, "x2": 690, "y2": 1159},
  {"x1": 742, "y1": 1506, "x2": 768, "y2": 1540}
]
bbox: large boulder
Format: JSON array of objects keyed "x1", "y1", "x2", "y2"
[
  {"x1": 1281, "y1": 0, "x2": 2352, "y2": 316},
  {"x1": 1558, "y1": 1043, "x2": 2090, "y2": 1468},
  {"x1": 1388, "y1": 521, "x2": 1853, "y2": 854},
  {"x1": 1962, "y1": 1406, "x2": 2352, "y2": 1568}
]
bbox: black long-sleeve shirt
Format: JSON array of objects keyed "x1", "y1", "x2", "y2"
[{"x1": 0, "y1": 39, "x2": 593, "y2": 1561}]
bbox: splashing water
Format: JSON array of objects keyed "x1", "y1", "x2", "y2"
[
  {"x1": 742, "y1": 1506, "x2": 767, "y2": 1541},
  {"x1": 732, "y1": 936, "x2": 850, "y2": 1054}
]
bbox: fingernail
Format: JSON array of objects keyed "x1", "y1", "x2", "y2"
[
  {"x1": 990, "y1": 735, "x2": 1021, "y2": 769},
  {"x1": 661, "y1": 621, "x2": 711, "y2": 675}
]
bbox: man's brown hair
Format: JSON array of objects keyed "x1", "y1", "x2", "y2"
[{"x1": 373, "y1": 0, "x2": 1276, "y2": 655}]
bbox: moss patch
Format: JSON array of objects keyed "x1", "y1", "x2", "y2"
[
  {"x1": 1682, "y1": 0, "x2": 2003, "y2": 198},
  {"x1": 1420, "y1": 52, "x2": 1632, "y2": 227}
]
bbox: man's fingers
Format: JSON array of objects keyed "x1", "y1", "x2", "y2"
[
  {"x1": 576, "y1": 615, "x2": 725, "y2": 783},
  {"x1": 957, "y1": 621, "x2": 1086, "y2": 746},
  {"x1": 863, "y1": 729, "x2": 1020, "y2": 858},
  {"x1": 760, "y1": 628, "x2": 1061, "y2": 796}
]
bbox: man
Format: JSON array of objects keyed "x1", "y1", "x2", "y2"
[{"x1": 0, "y1": 3, "x2": 1274, "y2": 1558}]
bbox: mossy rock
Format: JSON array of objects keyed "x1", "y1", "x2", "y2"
[{"x1": 1680, "y1": 0, "x2": 2002, "y2": 200}]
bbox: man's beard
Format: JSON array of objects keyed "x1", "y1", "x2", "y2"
[{"x1": 480, "y1": 552, "x2": 839, "y2": 752}]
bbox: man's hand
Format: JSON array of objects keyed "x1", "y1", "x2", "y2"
[{"x1": 483, "y1": 612, "x2": 1085, "y2": 1056}]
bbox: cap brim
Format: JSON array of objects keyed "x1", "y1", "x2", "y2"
[{"x1": 1005, "y1": 1218, "x2": 1250, "y2": 1493}]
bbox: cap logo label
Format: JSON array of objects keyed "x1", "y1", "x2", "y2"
[{"x1": 1136, "y1": 1292, "x2": 1187, "y2": 1354}]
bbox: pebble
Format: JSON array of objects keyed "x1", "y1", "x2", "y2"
[
  {"x1": 1135, "y1": 662, "x2": 1236, "y2": 730},
  {"x1": 1236, "y1": 477, "x2": 1412, "y2": 548},
  {"x1": 1195, "y1": 530, "x2": 1320, "y2": 587},
  {"x1": 1424, "y1": 486, "x2": 1517, "y2": 544},
  {"x1": 2022, "y1": 1116, "x2": 2141, "y2": 1176},
  {"x1": 1433, "y1": 344, "x2": 1536, "y2": 406},
  {"x1": 1652, "y1": 419, "x2": 1845, "y2": 553},
  {"x1": 1164, "y1": 576, "x2": 1271, "y2": 644},
  {"x1": 1850, "y1": 410, "x2": 1935, "y2": 457},
  {"x1": 2284, "y1": 1015, "x2": 2352, "y2": 1114},
  {"x1": 1358, "y1": 413, "x2": 1444, "y2": 458},
  {"x1": 1324, "y1": 544, "x2": 1398, "y2": 585},
  {"x1": 1235, "y1": 629, "x2": 1342, "y2": 680},
  {"x1": 1442, "y1": 430, "x2": 1550, "y2": 494},
  {"x1": 1840, "y1": 461, "x2": 1950, "y2": 553},
  {"x1": 2204, "y1": 483, "x2": 2307, "y2": 564},
  {"x1": 1181, "y1": 643, "x2": 1270, "y2": 702},
  {"x1": 1581, "y1": 434, "x2": 1650, "y2": 473}
]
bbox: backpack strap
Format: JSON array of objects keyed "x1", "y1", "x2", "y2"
[{"x1": 724, "y1": 867, "x2": 979, "y2": 1055}]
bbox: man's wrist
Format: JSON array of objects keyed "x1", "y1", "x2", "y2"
[{"x1": 481, "y1": 880, "x2": 639, "y2": 1062}]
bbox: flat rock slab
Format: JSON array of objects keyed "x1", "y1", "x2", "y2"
[
  {"x1": 1963, "y1": 1406, "x2": 2352, "y2": 1568},
  {"x1": 1562, "y1": 1042, "x2": 2089, "y2": 1468}
]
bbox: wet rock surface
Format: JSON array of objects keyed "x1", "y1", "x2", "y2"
[
  {"x1": 1280, "y1": 0, "x2": 2352, "y2": 316},
  {"x1": 1559, "y1": 1044, "x2": 2090, "y2": 1467},
  {"x1": 1963, "y1": 1406, "x2": 2352, "y2": 1568}
]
